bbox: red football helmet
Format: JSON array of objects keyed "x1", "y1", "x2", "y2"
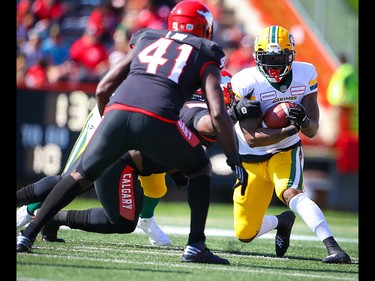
[
  {"x1": 220, "y1": 69, "x2": 235, "y2": 109},
  {"x1": 168, "y1": 0, "x2": 214, "y2": 40},
  {"x1": 195, "y1": 69, "x2": 234, "y2": 109}
]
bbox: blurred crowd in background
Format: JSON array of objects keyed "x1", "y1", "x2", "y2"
[{"x1": 16, "y1": 0, "x2": 257, "y2": 88}]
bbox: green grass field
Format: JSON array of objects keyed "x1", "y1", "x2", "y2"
[{"x1": 16, "y1": 198, "x2": 359, "y2": 281}]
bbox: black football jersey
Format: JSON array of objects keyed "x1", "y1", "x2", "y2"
[{"x1": 108, "y1": 28, "x2": 226, "y2": 121}]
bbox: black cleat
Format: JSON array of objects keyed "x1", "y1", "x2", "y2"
[
  {"x1": 322, "y1": 249, "x2": 351, "y2": 264},
  {"x1": 40, "y1": 220, "x2": 65, "y2": 243},
  {"x1": 275, "y1": 210, "x2": 296, "y2": 257},
  {"x1": 16, "y1": 231, "x2": 35, "y2": 253},
  {"x1": 181, "y1": 241, "x2": 230, "y2": 265}
]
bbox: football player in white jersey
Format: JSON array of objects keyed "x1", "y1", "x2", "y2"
[{"x1": 230, "y1": 25, "x2": 351, "y2": 264}]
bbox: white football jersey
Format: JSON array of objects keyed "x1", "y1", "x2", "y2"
[{"x1": 231, "y1": 61, "x2": 318, "y2": 156}]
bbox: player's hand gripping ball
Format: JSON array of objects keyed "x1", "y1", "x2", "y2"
[{"x1": 262, "y1": 102, "x2": 295, "y2": 128}]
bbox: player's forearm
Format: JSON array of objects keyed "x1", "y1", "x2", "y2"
[
  {"x1": 213, "y1": 114, "x2": 239, "y2": 156},
  {"x1": 299, "y1": 119, "x2": 319, "y2": 138}
]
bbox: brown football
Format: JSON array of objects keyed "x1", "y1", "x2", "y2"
[{"x1": 262, "y1": 102, "x2": 294, "y2": 128}]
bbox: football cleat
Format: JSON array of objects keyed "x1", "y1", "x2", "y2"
[
  {"x1": 275, "y1": 210, "x2": 296, "y2": 257},
  {"x1": 17, "y1": 205, "x2": 34, "y2": 230},
  {"x1": 137, "y1": 216, "x2": 171, "y2": 246},
  {"x1": 40, "y1": 219, "x2": 65, "y2": 243},
  {"x1": 322, "y1": 249, "x2": 351, "y2": 264},
  {"x1": 16, "y1": 231, "x2": 35, "y2": 253},
  {"x1": 181, "y1": 241, "x2": 230, "y2": 265}
]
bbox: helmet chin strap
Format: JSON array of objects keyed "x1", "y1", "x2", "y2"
[{"x1": 269, "y1": 69, "x2": 281, "y2": 83}]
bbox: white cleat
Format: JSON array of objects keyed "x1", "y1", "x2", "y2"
[
  {"x1": 136, "y1": 216, "x2": 172, "y2": 246},
  {"x1": 17, "y1": 205, "x2": 34, "y2": 230}
]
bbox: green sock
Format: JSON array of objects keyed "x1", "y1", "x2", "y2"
[
  {"x1": 27, "y1": 202, "x2": 43, "y2": 215},
  {"x1": 139, "y1": 196, "x2": 160, "y2": 218}
]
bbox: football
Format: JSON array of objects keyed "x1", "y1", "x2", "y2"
[{"x1": 262, "y1": 102, "x2": 294, "y2": 128}]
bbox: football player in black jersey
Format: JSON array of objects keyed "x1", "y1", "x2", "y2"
[{"x1": 17, "y1": 0, "x2": 248, "y2": 265}]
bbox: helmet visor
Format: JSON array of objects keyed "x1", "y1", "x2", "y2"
[{"x1": 257, "y1": 52, "x2": 289, "y2": 66}]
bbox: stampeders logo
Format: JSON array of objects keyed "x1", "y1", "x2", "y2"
[{"x1": 118, "y1": 166, "x2": 135, "y2": 221}]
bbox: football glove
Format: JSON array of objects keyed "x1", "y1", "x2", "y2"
[
  {"x1": 228, "y1": 99, "x2": 262, "y2": 123},
  {"x1": 287, "y1": 103, "x2": 310, "y2": 129},
  {"x1": 226, "y1": 153, "x2": 248, "y2": 196},
  {"x1": 169, "y1": 170, "x2": 189, "y2": 189}
]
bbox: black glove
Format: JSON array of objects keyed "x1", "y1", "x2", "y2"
[
  {"x1": 226, "y1": 153, "x2": 248, "y2": 196},
  {"x1": 287, "y1": 103, "x2": 310, "y2": 129},
  {"x1": 228, "y1": 99, "x2": 262, "y2": 122},
  {"x1": 169, "y1": 170, "x2": 189, "y2": 189}
]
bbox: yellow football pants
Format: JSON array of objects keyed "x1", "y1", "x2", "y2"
[{"x1": 233, "y1": 147, "x2": 304, "y2": 240}]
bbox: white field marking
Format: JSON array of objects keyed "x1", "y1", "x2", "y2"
[
  {"x1": 59, "y1": 225, "x2": 358, "y2": 243},
  {"x1": 22, "y1": 253, "x2": 358, "y2": 281}
]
